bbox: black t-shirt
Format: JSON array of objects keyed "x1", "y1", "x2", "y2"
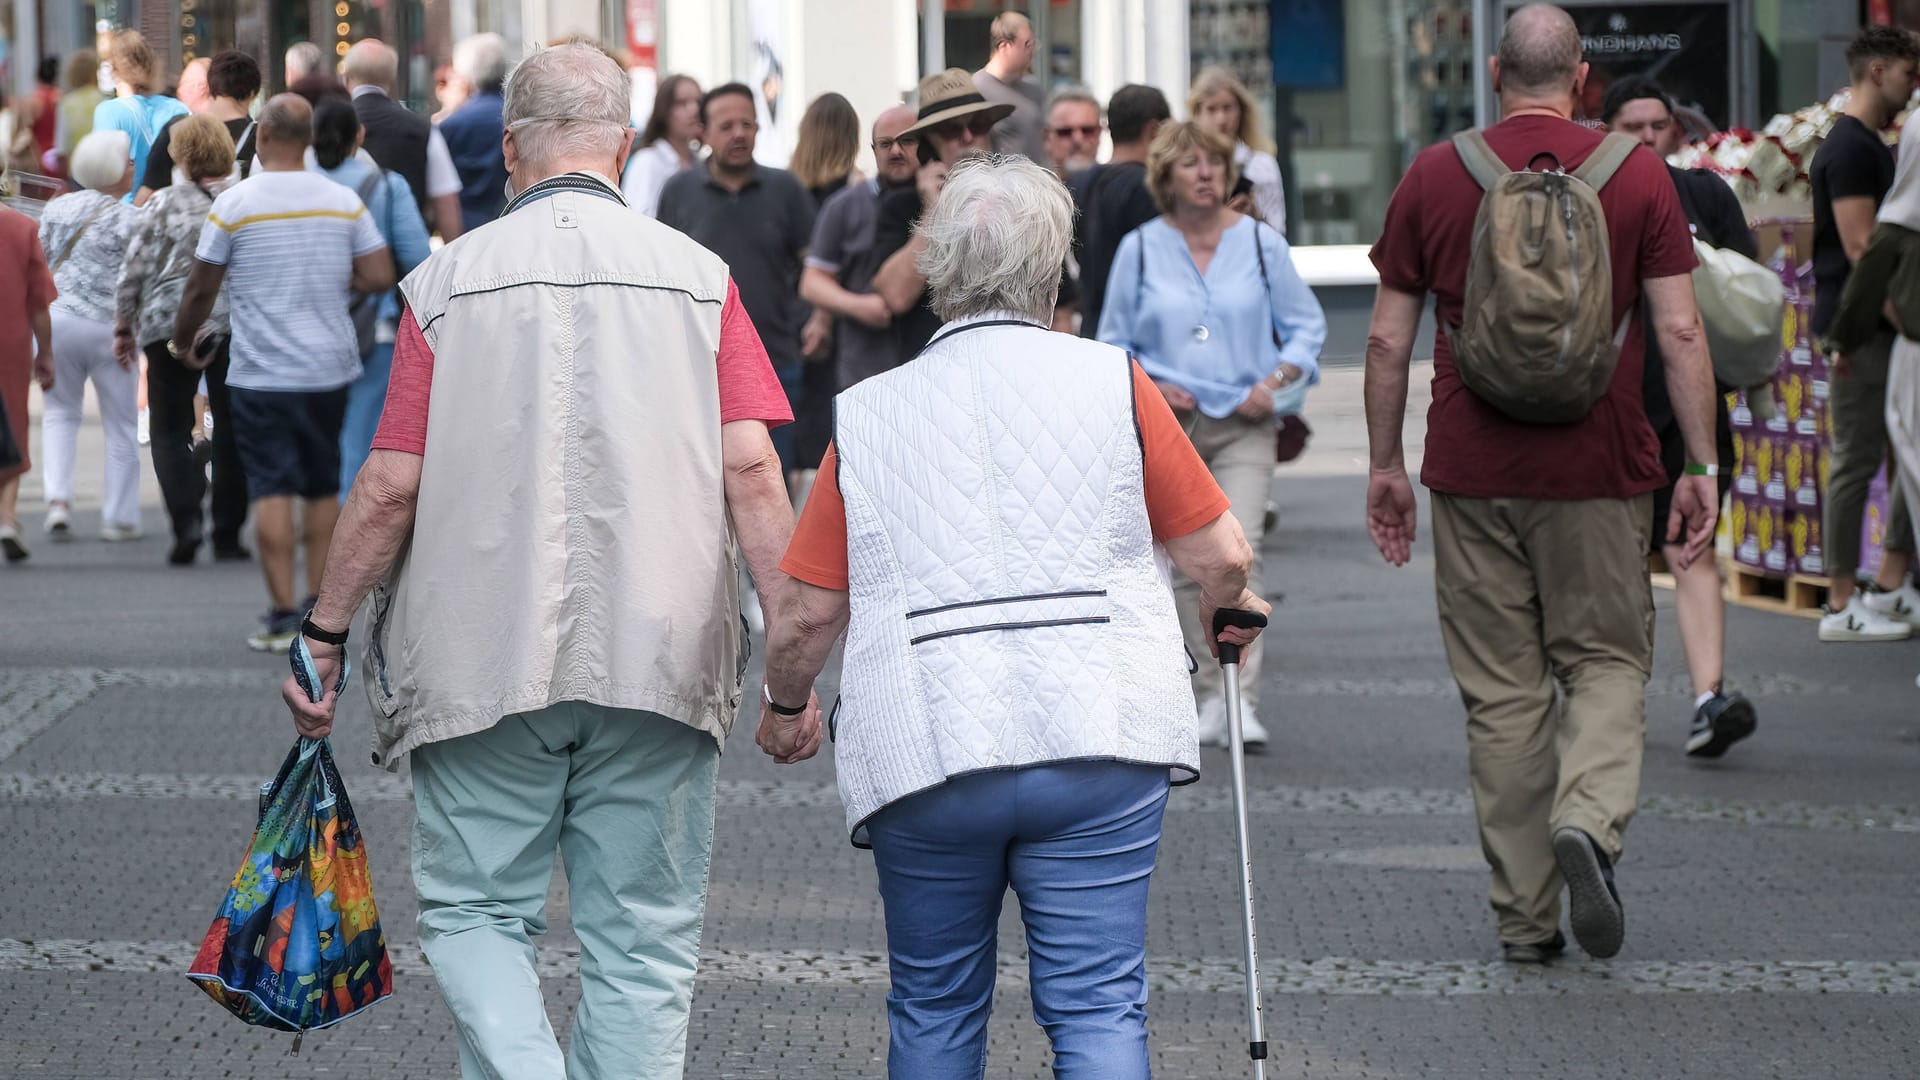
[
  {"x1": 656, "y1": 163, "x2": 816, "y2": 370},
  {"x1": 143, "y1": 115, "x2": 253, "y2": 192},
  {"x1": 1077, "y1": 161, "x2": 1161, "y2": 338},
  {"x1": 1809, "y1": 114, "x2": 1895, "y2": 336},
  {"x1": 1642, "y1": 165, "x2": 1758, "y2": 435},
  {"x1": 874, "y1": 187, "x2": 942, "y2": 359}
]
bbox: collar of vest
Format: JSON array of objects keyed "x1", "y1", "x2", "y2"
[
  {"x1": 503, "y1": 170, "x2": 628, "y2": 216},
  {"x1": 923, "y1": 311, "x2": 1049, "y2": 349}
]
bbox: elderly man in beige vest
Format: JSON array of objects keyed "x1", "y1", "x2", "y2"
[{"x1": 278, "y1": 44, "x2": 810, "y2": 1079}]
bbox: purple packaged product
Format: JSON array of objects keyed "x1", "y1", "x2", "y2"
[
  {"x1": 1730, "y1": 491, "x2": 1765, "y2": 570},
  {"x1": 1789, "y1": 509, "x2": 1826, "y2": 578},
  {"x1": 1733, "y1": 426, "x2": 1765, "y2": 497},
  {"x1": 1861, "y1": 466, "x2": 1891, "y2": 580},
  {"x1": 1762, "y1": 433, "x2": 1790, "y2": 507},
  {"x1": 1786, "y1": 436, "x2": 1822, "y2": 512}
]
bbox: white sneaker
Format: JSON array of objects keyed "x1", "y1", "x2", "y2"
[
  {"x1": 1241, "y1": 706, "x2": 1270, "y2": 751},
  {"x1": 99, "y1": 524, "x2": 144, "y2": 542},
  {"x1": 1819, "y1": 596, "x2": 1914, "y2": 642},
  {"x1": 1197, "y1": 696, "x2": 1228, "y2": 747},
  {"x1": 137, "y1": 407, "x2": 150, "y2": 447},
  {"x1": 1861, "y1": 582, "x2": 1920, "y2": 628},
  {"x1": 44, "y1": 505, "x2": 71, "y2": 541}
]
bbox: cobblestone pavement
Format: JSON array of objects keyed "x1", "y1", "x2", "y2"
[{"x1": 3, "y1": 369, "x2": 1918, "y2": 1078}]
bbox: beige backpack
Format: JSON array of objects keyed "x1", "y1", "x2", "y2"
[{"x1": 1448, "y1": 130, "x2": 1639, "y2": 424}]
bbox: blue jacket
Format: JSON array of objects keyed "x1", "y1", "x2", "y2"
[{"x1": 438, "y1": 92, "x2": 509, "y2": 231}]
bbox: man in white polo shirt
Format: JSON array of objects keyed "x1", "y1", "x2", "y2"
[{"x1": 176, "y1": 93, "x2": 395, "y2": 652}]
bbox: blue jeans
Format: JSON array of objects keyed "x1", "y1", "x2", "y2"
[
  {"x1": 338, "y1": 341, "x2": 393, "y2": 501},
  {"x1": 865, "y1": 761, "x2": 1170, "y2": 1080}
]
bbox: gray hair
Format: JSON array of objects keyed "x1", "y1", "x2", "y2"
[
  {"x1": 453, "y1": 32, "x2": 512, "y2": 94},
  {"x1": 70, "y1": 130, "x2": 132, "y2": 191},
  {"x1": 916, "y1": 155, "x2": 1071, "y2": 324},
  {"x1": 341, "y1": 39, "x2": 398, "y2": 91},
  {"x1": 1496, "y1": 3, "x2": 1583, "y2": 95},
  {"x1": 284, "y1": 41, "x2": 324, "y2": 83},
  {"x1": 1045, "y1": 84, "x2": 1101, "y2": 119},
  {"x1": 503, "y1": 44, "x2": 631, "y2": 168}
]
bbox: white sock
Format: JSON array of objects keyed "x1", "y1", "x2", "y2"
[{"x1": 1694, "y1": 690, "x2": 1716, "y2": 710}]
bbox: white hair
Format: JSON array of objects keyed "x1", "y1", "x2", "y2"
[
  {"x1": 916, "y1": 155, "x2": 1071, "y2": 323},
  {"x1": 453, "y1": 33, "x2": 512, "y2": 93},
  {"x1": 70, "y1": 130, "x2": 132, "y2": 191},
  {"x1": 503, "y1": 44, "x2": 630, "y2": 168},
  {"x1": 284, "y1": 41, "x2": 324, "y2": 83}
]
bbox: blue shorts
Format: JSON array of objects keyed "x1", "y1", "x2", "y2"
[{"x1": 228, "y1": 386, "x2": 350, "y2": 500}]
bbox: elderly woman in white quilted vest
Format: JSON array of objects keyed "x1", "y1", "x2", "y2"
[{"x1": 758, "y1": 154, "x2": 1271, "y2": 1080}]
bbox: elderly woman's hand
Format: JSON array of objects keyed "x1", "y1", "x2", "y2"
[
  {"x1": 1199, "y1": 590, "x2": 1272, "y2": 658},
  {"x1": 757, "y1": 691, "x2": 824, "y2": 765}
]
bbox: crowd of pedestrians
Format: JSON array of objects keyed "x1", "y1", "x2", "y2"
[{"x1": 2, "y1": 5, "x2": 1919, "y2": 1078}]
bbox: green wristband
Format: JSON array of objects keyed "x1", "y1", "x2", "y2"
[{"x1": 1683, "y1": 462, "x2": 1719, "y2": 477}]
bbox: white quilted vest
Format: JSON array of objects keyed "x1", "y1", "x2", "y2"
[{"x1": 830, "y1": 314, "x2": 1200, "y2": 845}]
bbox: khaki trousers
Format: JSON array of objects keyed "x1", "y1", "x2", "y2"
[
  {"x1": 1175, "y1": 412, "x2": 1274, "y2": 710},
  {"x1": 1431, "y1": 493, "x2": 1655, "y2": 944}
]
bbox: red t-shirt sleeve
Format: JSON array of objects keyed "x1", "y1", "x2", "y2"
[
  {"x1": 371, "y1": 307, "x2": 434, "y2": 456},
  {"x1": 780, "y1": 442, "x2": 849, "y2": 590},
  {"x1": 1369, "y1": 153, "x2": 1429, "y2": 294},
  {"x1": 718, "y1": 277, "x2": 793, "y2": 427},
  {"x1": 1132, "y1": 362, "x2": 1232, "y2": 540}
]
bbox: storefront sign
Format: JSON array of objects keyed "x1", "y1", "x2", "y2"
[{"x1": 1561, "y1": 3, "x2": 1732, "y2": 127}]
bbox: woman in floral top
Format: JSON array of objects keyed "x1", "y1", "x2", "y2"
[
  {"x1": 37, "y1": 130, "x2": 140, "y2": 543},
  {"x1": 115, "y1": 114, "x2": 244, "y2": 566}
]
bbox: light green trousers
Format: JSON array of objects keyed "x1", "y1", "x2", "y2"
[{"x1": 411, "y1": 702, "x2": 721, "y2": 1080}]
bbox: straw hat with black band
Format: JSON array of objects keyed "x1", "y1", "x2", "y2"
[{"x1": 903, "y1": 68, "x2": 1015, "y2": 164}]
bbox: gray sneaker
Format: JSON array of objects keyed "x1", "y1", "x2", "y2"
[{"x1": 1553, "y1": 827, "x2": 1624, "y2": 959}]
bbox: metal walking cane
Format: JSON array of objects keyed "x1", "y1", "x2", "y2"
[{"x1": 1213, "y1": 607, "x2": 1270, "y2": 1078}]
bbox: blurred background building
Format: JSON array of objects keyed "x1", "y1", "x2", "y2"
[{"x1": 0, "y1": 0, "x2": 1890, "y2": 258}]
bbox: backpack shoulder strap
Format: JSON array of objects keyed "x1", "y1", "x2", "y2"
[
  {"x1": 1573, "y1": 132, "x2": 1639, "y2": 191},
  {"x1": 1450, "y1": 130, "x2": 1509, "y2": 192}
]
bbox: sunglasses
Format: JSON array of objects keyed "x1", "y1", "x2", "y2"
[
  {"x1": 1050, "y1": 124, "x2": 1101, "y2": 139},
  {"x1": 929, "y1": 114, "x2": 997, "y2": 141}
]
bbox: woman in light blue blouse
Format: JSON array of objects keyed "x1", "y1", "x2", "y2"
[{"x1": 1097, "y1": 119, "x2": 1326, "y2": 751}]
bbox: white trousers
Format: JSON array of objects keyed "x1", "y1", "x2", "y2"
[{"x1": 41, "y1": 309, "x2": 141, "y2": 529}]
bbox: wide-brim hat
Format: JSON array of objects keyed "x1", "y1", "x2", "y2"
[{"x1": 902, "y1": 67, "x2": 1016, "y2": 137}]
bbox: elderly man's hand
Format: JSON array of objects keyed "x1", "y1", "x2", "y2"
[
  {"x1": 756, "y1": 691, "x2": 823, "y2": 765},
  {"x1": 281, "y1": 640, "x2": 344, "y2": 740}
]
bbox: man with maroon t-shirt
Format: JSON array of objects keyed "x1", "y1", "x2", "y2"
[{"x1": 1362, "y1": 3, "x2": 1718, "y2": 964}]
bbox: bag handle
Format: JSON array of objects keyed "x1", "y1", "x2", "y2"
[
  {"x1": 50, "y1": 200, "x2": 114, "y2": 272},
  {"x1": 1450, "y1": 130, "x2": 1509, "y2": 192},
  {"x1": 1573, "y1": 132, "x2": 1639, "y2": 191}
]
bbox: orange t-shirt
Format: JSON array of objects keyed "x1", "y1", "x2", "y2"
[{"x1": 781, "y1": 361, "x2": 1233, "y2": 590}]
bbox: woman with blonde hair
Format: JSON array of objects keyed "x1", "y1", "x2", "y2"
[
  {"x1": 787, "y1": 91, "x2": 863, "y2": 503},
  {"x1": 789, "y1": 91, "x2": 861, "y2": 206},
  {"x1": 53, "y1": 50, "x2": 106, "y2": 177},
  {"x1": 116, "y1": 114, "x2": 249, "y2": 565},
  {"x1": 1189, "y1": 67, "x2": 1286, "y2": 233},
  {"x1": 1097, "y1": 120, "x2": 1324, "y2": 751},
  {"x1": 91, "y1": 30, "x2": 189, "y2": 204}
]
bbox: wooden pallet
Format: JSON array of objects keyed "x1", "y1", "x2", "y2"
[{"x1": 1723, "y1": 562, "x2": 1828, "y2": 618}]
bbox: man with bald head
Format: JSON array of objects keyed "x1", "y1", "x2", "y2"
[
  {"x1": 800, "y1": 102, "x2": 918, "y2": 392},
  {"x1": 343, "y1": 38, "x2": 464, "y2": 239},
  {"x1": 1364, "y1": 2, "x2": 1714, "y2": 964},
  {"x1": 176, "y1": 93, "x2": 396, "y2": 651}
]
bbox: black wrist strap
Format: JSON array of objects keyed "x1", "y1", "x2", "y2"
[
  {"x1": 768, "y1": 698, "x2": 806, "y2": 716},
  {"x1": 301, "y1": 611, "x2": 350, "y2": 646}
]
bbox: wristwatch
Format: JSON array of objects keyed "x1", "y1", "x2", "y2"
[
  {"x1": 1683, "y1": 462, "x2": 1721, "y2": 478},
  {"x1": 763, "y1": 684, "x2": 807, "y2": 716},
  {"x1": 301, "y1": 611, "x2": 350, "y2": 647}
]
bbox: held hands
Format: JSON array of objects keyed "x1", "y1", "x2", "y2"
[
  {"x1": 756, "y1": 690, "x2": 824, "y2": 765},
  {"x1": 281, "y1": 639, "x2": 344, "y2": 740},
  {"x1": 1366, "y1": 465, "x2": 1418, "y2": 567},
  {"x1": 1665, "y1": 473, "x2": 1719, "y2": 571}
]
